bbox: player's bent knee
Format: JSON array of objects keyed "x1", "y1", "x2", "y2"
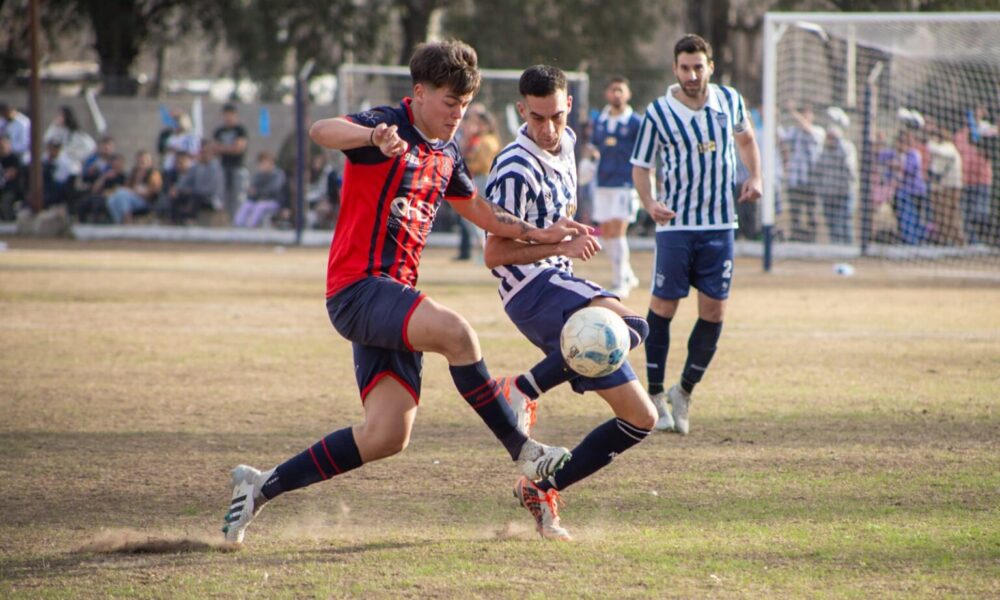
[
  {"x1": 437, "y1": 314, "x2": 479, "y2": 360},
  {"x1": 631, "y1": 404, "x2": 657, "y2": 431}
]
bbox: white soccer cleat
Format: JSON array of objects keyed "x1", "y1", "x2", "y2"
[
  {"x1": 610, "y1": 274, "x2": 640, "y2": 299},
  {"x1": 650, "y1": 392, "x2": 675, "y2": 432},
  {"x1": 516, "y1": 439, "x2": 571, "y2": 481},
  {"x1": 498, "y1": 376, "x2": 537, "y2": 437},
  {"x1": 668, "y1": 384, "x2": 692, "y2": 435},
  {"x1": 222, "y1": 464, "x2": 269, "y2": 544},
  {"x1": 514, "y1": 476, "x2": 572, "y2": 541}
]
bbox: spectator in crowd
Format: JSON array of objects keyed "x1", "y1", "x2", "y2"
[
  {"x1": 926, "y1": 121, "x2": 965, "y2": 246},
  {"x1": 781, "y1": 100, "x2": 824, "y2": 242},
  {"x1": 43, "y1": 106, "x2": 96, "y2": 176},
  {"x1": 162, "y1": 112, "x2": 200, "y2": 174},
  {"x1": 170, "y1": 144, "x2": 223, "y2": 224},
  {"x1": 955, "y1": 106, "x2": 994, "y2": 243},
  {"x1": 0, "y1": 102, "x2": 31, "y2": 162},
  {"x1": 78, "y1": 153, "x2": 127, "y2": 223},
  {"x1": 880, "y1": 128, "x2": 928, "y2": 245},
  {"x1": 575, "y1": 119, "x2": 598, "y2": 227},
  {"x1": 306, "y1": 152, "x2": 340, "y2": 230},
  {"x1": 234, "y1": 151, "x2": 286, "y2": 228},
  {"x1": 157, "y1": 151, "x2": 192, "y2": 223},
  {"x1": 213, "y1": 103, "x2": 249, "y2": 219},
  {"x1": 40, "y1": 140, "x2": 77, "y2": 208},
  {"x1": 80, "y1": 136, "x2": 116, "y2": 188},
  {"x1": 0, "y1": 135, "x2": 24, "y2": 220},
  {"x1": 814, "y1": 121, "x2": 858, "y2": 244},
  {"x1": 457, "y1": 105, "x2": 500, "y2": 261},
  {"x1": 107, "y1": 150, "x2": 163, "y2": 224}
]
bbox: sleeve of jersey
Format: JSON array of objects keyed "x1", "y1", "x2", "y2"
[
  {"x1": 630, "y1": 110, "x2": 659, "y2": 168},
  {"x1": 444, "y1": 154, "x2": 476, "y2": 202},
  {"x1": 341, "y1": 107, "x2": 398, "y2": 164},
  {"x1": 485, "y1": 164, "x2": 530, "y2": 221}
]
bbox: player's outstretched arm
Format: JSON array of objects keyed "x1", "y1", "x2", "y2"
[
  {"x1": 450, "y1": 195, "x2": 593, "y2": 244},
  {"x1": 309, "y1": 118, "x2": 408, "y2": 156},
  {"x1": 483, "y1": 231, "x2": 602, "y2": 269}
]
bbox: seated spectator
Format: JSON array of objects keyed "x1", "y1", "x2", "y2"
[
  {"x1": 78, "y1": 154, "x2": 126, "y2": 223},
  {"x1": 157, "y1": 151, "x2": 191, "y2": 222},
  {"x1": 41, "y1": 140, "x2": 77, "y2": 208},
  {"x1": 0, "y1": 135, "x2": 24, "y2": 220},
  {"x1": 107, "y1": 150, "x2": 163, "y2": 224},
  {"x1": 161, "y1": 113, "x2": 200, "y2": 174},
  {"x1": 0, "y1": 102, "x2": 31, "y2": 163},
  {"x1": 306, "y1": 152, "x2": 340, "y2": 229},
  {"x1": 169, "y1": 145, "x2": 223, "y2": 224},
  {"x1": 234, "y1": 152, "x2": 286, "y2": 228},
  {"x1": 927, "y1": 122, "x2": 965, "y2": 246},
  {"x1": 43, "y1": 106, "x2": 96, "y2": 177}
]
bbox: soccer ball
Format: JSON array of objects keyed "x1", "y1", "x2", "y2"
[{"x1": 559, "y1": 306, "x2": 630, "y2": 378}]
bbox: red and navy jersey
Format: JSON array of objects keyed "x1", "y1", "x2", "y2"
[{"x1": 326, "y1": 99, "x2": 476, "y2": 298}]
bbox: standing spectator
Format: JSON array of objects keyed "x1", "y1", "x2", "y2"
[
  {"x1": 781, "y1": 101, "x2": 824, "y2": 242},
  {"x1": 234, "y1": 152, "x2": 286, "y2": 228},
  {"x1": 213, "y1": 104, "x2": 249, "y2": 220},
  {"x1": 0, "y1": 102, "x2": 31, "y2": 162},
  {"x1": 927, "y1": 122, "x2": 965, "y2": 245},
  {"x1": 40, "y1": 140, "x2": 76, "y2": 208},
  {"x1": 955, "y1": 108, "x2": 993, "y2": 243},
  {"x1": 106, "y1": 150, "x2": 163, "y2": 224},
  {"x1": 43, "y1": 106, "x2": 96, "y2": 176},
  {"x1": 161, "y1": 113, "x2": 200, "y2": 173},
  {"x1": 170, "y1": 144, "x2": 223, "y2": 224},
  {"x1": 457, "y1": 106, "x2": 500, "y2": 261},
  {"x1": 0, "y1": 135, "x2": 24, "y2": 220},
  {"x1": 881, "y1": 129, "x2": 929, "y2": 245},
  {"x1": 814, "y1": 124, "x2": 858, "y2": 244},
  {"x1": 592, "y1": 76, "x2": 643, "y2": 296}
]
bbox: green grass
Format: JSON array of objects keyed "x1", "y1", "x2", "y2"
[{"x1": 0, "y1": 240, "x2": 998, "y2": 598}]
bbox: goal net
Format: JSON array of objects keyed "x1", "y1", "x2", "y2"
[{"x1": 761, "y1": 12, "x2": 1000, "y2": 279}]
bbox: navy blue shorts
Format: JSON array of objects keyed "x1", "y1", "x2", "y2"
[
  {"x1": 652, "y1": 229, "x2": 735, "y2": 301},
  {"x1": 504, "y1": 269, "x2": 637, "y2": 394},
  {"x1": 326, "y1": 277, "x2": 424, "y2": 404}
]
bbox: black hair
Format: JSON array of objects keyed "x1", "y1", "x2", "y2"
[
  {"x1": 519, "y1": 65, "x2": 567, "y2": 98},
  {"x1": 409, "y1": 40, "x2": 481, "y2": 96},
  {"x1": 674, "y1": 34, "x2": 713, "y2": 62}
]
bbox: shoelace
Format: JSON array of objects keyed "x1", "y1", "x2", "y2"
[
  {"x1": 541, "y1": 487, "x2": 564, "y2": 522},
  {"x1": 525, "y1": 399, "x2": 538, "y2": 430}
]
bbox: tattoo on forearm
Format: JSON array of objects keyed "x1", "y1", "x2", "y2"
[{"x1": 488, "y1": 202, "x2": 533, "y2": 235}]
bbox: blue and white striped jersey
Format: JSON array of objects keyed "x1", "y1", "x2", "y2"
[
  {"x1": 631, "y1": 83, "x2": 749, "y2": 231},
  {"x1": 485, "y1": 124, "x2": 578, "y2": 304}
]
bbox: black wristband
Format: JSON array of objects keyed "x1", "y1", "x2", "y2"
[{"x1": 369, "y1": 128, "x2": 376, "y2": 147}]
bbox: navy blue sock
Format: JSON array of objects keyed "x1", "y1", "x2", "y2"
[
  {"x1": 451, "y1": 360, "x2": 527, "y2": 460},
  {"x1": 681, "y1": 318, "x2": 723, "y2": 394},
  {"x1": 537, "y1": 418, "x2": 651, "y2": 491},
  {"x1": 622, "y1": 315, "x2": 649, "y2": 350},
  {"x1": 645, "y1": 310, "x2": 671, "y2": 396},
  {"x1": 261, "y1": 427, "x2": 363, "y2": 500},
  {"x1": 516, "y1": 350, "x2": 572, "y2": 400}
]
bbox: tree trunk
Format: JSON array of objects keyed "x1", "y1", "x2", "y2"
[
  {"x1": 687, "y1": 0, "x2": 731, "y2": 82},
  {"x1": 87, "y1": 0, "x2": 143, "y2": 95},
  {"x1": 397, "y1": 0, "x2": 439, "y2": 65}
]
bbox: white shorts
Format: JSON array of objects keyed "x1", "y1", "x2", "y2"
[{"x1": 593, "y1": 187, "x2": 639, "y2": 223}]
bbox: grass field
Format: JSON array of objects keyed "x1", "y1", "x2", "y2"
[{"x1": 1, "y1": 239, "x2": 998, "y2": 599}]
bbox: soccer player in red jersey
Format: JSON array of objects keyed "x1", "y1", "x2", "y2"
[{"x1": 222, "y1": 41, "x2": 591, "y2": 544}]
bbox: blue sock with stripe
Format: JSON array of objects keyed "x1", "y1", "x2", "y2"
[
  {"x1": 451, "y1": 359, "x2": 527, "y2": 460},
  {"x1": 261, "y1": 427, "x2": 362, "y2": 500},
  {"x1": 537, "y1": 418, "x2": 651, "y2": 491},
  {"x1": 681, "y1": 319, "x2": 723, "y2": 394},
  {"x1": 645, "y1": 310, "x2": 671, "y2": 396}
]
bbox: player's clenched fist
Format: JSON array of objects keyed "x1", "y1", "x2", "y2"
[
  {"x1": 371, "y1": 123, "x2": 409, "y2": 157},
  {"x1": 644, "y1": 201, "x2": 676, "y2": 226}
]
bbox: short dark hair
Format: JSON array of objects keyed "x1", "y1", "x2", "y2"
[
  {"x1": 674, "y1": 34, "x2": 713, "y2": 62},
  {"x1": 222, "y1": 103, "x2": 238, "y2": 113},
  {"x1": 606, "y1": 76, "x2": 630, "y2": 88},
  {"x1": 519, "y1": 65, "x2": 567, "y2": 98},
  {"x1": 409, "y1": 40, "x2": 481, "y2": 96}
]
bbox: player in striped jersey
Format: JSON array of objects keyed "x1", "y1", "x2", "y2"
[
  {"x1": 484, "y1": 65, "x2": 657, "y2": 541},
  {"x1": 221, "y1": 42, "x2": 590, "y2": 545},
  {"x1": 631, "y1": 34, "x2": 762, "y2": 435}
]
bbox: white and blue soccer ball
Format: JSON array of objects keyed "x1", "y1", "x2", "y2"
[{"x1": 559, "y1": 306, "x2": 630, "y2": 378}]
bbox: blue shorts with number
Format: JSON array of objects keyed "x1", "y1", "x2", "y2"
[
  {"x1": 504, "y1": 269, "x2": 637, "y2": 394},
  {"x1": 326, "y1": 276, "x2": 424, "y2": 404},
  {"x1": 652, "y1": 229, "x2": 734, "y2": 301}
]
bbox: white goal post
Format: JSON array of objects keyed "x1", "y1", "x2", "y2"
[{"x1": 761, "y1": 12, "x2": 1000, "y2": 279}]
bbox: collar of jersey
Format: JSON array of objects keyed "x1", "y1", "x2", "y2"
[
  {"x1": 600, "y1": 105, "x2": 634, "y2": 124},
  {"x1": 516, "y1": 124, "x2": 575, "y2": 171},
  {"x1": 665, "y1": 83, "x2": 724, "y2": 120}
]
